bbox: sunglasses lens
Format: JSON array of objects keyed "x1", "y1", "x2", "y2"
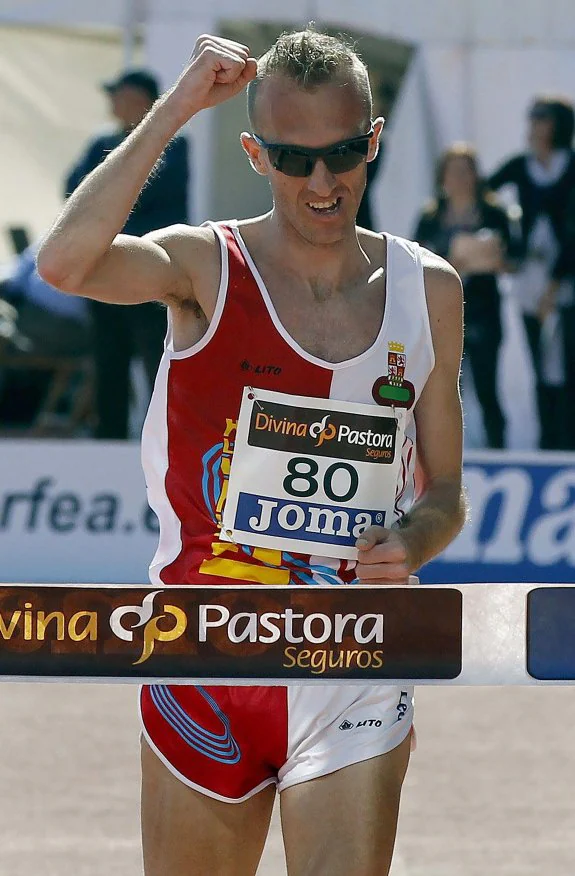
[
  {"x1": 267, "y1": 137, "x2": 370, "y2": 177},
  {"x1": 268, "y1": 148, "x2": 312, "y2": 177},
  {"x1": 324, "y1": 142, "x2": 369, "y2": 174}
]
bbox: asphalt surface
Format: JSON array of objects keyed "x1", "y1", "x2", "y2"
[{"x1": 0, "y1": 683, "x2": 574, "y2": 875}]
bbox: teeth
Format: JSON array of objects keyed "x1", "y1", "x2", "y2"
[{"x1": 309, "y1": 200, "x2": 338, "y2": 209}]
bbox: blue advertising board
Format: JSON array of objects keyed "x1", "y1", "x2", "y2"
[
  {"x1": 422, "y1": 451, "x2": 575, "y2": 584},
  {"x1": 1, "y1": 443, "x2": 574, "y2": 586},
  {"x1": 527, "y1": 587, "x2": 575, "y2": 680}
]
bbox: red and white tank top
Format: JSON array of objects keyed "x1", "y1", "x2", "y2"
[{"x1": 141, "y1": 221, "x2": 434, "y2": 587}]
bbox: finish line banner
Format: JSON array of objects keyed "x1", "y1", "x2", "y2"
[
  {"x1": 0, "y1": 584, "x2": 462, "y2": 683},
  {"x1": 0, "y1": 582, "x2": 575, "y2": 684}
]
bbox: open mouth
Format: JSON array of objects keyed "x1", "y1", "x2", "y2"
[{"x1": 307, "y1": 197, "x2": 342, "y2": 216}]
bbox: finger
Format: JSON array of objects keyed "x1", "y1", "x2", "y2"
[
  {"x1": 231, "y1": 58, "x2": 257, "y2": 88},
  {"x1": 357, "y1": 542, "x2": 407, "y2": 565},
  {"x1": 356, "y1": 562, "x2": 409, "y2": 581},
  {"x1": 196, "y1": 34, "x2": 250, "y2": 57},
  {"x1": 207, "y1": 51, "x2": 250, "y2": 84},
  {"x1": 199, "y1": 44, "x2": 247, "y2": 69},
  {"x1": 213, "y1": 58, "x2": 257, "y2": 100},
  {"x1": 208, "y1": 35, "x2": 251, "y2": 56},
  {"x1": 356, "y1": 525, "x2": 388, "y2": 551}
]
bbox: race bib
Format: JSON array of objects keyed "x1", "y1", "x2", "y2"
[{"x1": 221, "y1": 388, "x2": 406, "y2": 560}]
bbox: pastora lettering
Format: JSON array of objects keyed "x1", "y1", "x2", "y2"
[
  {"x1": 198, "y1": 605, "x2": 384, "y2": 644},
  {"x1": 337, "y1": 425, "x2": 393, "y2": 447}
]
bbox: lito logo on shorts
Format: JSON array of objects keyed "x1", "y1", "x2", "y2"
[
  {"x1": 396, "y1": 690, "x2": 409, "y2": 720},
  {"x1": 249, "y1": 401, "x2": 397, "y2": 464}
]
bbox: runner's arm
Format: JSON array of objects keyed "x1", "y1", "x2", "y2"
[
  {"x1": 395, "y1": 255, "x2": 467, "y2": 570},
  {"x1": 37, "y1": 102, "x2": 195, "y2": 306},
  {"x1": 37, "y1": 35, "x2": 256, "y2": 306},
  {"x1": 356, "y1": 254, "x2": 466, "y2": 581}
]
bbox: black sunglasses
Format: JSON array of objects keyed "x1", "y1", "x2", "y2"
[{"x1": 251, "y1": 127, "x2": 374, "y2": 177}]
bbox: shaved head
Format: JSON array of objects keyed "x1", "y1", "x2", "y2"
[{"x1": 247, "y1": 29, "x2": 372, "y2": 132}]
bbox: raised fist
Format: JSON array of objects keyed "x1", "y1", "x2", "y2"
[{"x1": 168, "y1": 34, "x2": 257, "y2": 121}]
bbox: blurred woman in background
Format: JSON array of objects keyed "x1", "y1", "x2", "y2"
[
  {"x1": 488, "y1": 96, "x2": 575, "y2": 449},
  {"x1": 414, "y1": 143, "x2": 512, "y2": 449}
]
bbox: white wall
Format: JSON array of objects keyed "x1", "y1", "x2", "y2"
[{"x1": 0, "y1": 0, "x2": 129, "y2": 27}]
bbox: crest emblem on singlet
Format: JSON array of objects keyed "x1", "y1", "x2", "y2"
[{"x1": 372, "y1": 341, "x2": 416, "y2": 409}]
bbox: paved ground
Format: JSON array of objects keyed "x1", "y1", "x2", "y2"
[{"x1": 0, "y1": 683, "x2": 574, "y2": 875}]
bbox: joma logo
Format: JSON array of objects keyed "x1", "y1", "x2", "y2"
[{"x1": 248, "y1": 499, "x2": 377, "y2": 540}]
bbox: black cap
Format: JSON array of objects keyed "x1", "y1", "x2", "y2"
[{"x1": 102, "y1": 69, "x2": 160, "y2": 102}]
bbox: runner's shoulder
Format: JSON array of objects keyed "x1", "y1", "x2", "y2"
[
  {"x1": 144, "y1": 223, "x2": 222, "y2": 308},
  {"x1": 144, "y1": 222, "x2": 219, "y2": 263},
  {"x1": 419, "y1": 247, "x2": 463, "y2": 307},
  {"x1": 418, "y1": 248, "x2": 463, "y2": 357}
]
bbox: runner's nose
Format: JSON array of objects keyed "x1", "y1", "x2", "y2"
[{"x1": 307, "y1": 158, "x2": 338, "y2": 199}]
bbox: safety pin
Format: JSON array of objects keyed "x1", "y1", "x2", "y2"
[{"x1": 247, "y1": 386, "x2": 264, "y2": 410}]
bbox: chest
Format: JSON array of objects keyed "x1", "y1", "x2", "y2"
[{"x1": 261, "y1": 274, "x2": 387, "y2": 364}]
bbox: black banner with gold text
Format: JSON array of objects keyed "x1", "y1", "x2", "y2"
[{"x1": 0, "y1": 585, "x2": 462, "y2": 682}]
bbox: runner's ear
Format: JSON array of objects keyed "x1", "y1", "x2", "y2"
[{"x1": 240, "y1": 131, "x2": 268, "y2": 176}]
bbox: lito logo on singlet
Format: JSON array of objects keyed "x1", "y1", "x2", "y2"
[{"x1": 240, "y1": 360, "x2": 282, "y2": 376}]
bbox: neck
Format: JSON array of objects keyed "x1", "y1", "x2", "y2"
[
  {"x1": 263, "y1": 210, "x2": 371, "y2": 295},
  {"x1": 447, "y1": 193, "x2": 476, "y2": 214},
  {"x1": 533, "y1": 146, "x2": 554, "y2": 166}
]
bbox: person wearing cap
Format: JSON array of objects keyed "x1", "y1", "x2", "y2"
[
  {"x1": 64, "y1": 68, "x2": 190, "y2": 439},
  {"x1": 488, "y1": 95, "x2": 575, "y2": 449}
]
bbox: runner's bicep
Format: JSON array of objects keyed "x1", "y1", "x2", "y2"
[{"x1": 70, "y1": 234, "x2": 193, "y2": 305}]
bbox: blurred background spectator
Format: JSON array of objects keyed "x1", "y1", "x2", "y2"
[
  {"x1": 1, "y1": 243, "x2": 90, "y2": 358},
  {"x1": 488, "y1": 96, "x2": 575, "y2": 449},
  {"x1": 64, "y1": 68, "x2": 190, "y2": 440},
  {"x1": 414, "y1": 143, "x2": 513, "y2": 448},
  {"x1": 0, "y1": 242, "x2": 91, "y2": 431}
]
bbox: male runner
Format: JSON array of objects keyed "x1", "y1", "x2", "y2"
[{"x1": 38, "y1": 30, "x2": 466, "y2": 876}]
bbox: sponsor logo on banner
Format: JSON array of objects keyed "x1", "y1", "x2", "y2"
[
  {"x1": 109, "y1": 591, "x2": 187, "y2": 664},
  {"x1": 0, "y1": 586, "x2": 463, "y2": 681},
  {"x1": 422, "y1": 453, "x2": 575, "y2": 584},
  {"x1": 248, "y1": 400, "x2": 397, "y2": 463}
]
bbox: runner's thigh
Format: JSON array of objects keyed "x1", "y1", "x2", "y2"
[
  {"x1": 141, "y1": 738, "x2": 276, "y2": 876},
  {"x1": 280, "y1": 734, "x2": 410, "y2": 876}
]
